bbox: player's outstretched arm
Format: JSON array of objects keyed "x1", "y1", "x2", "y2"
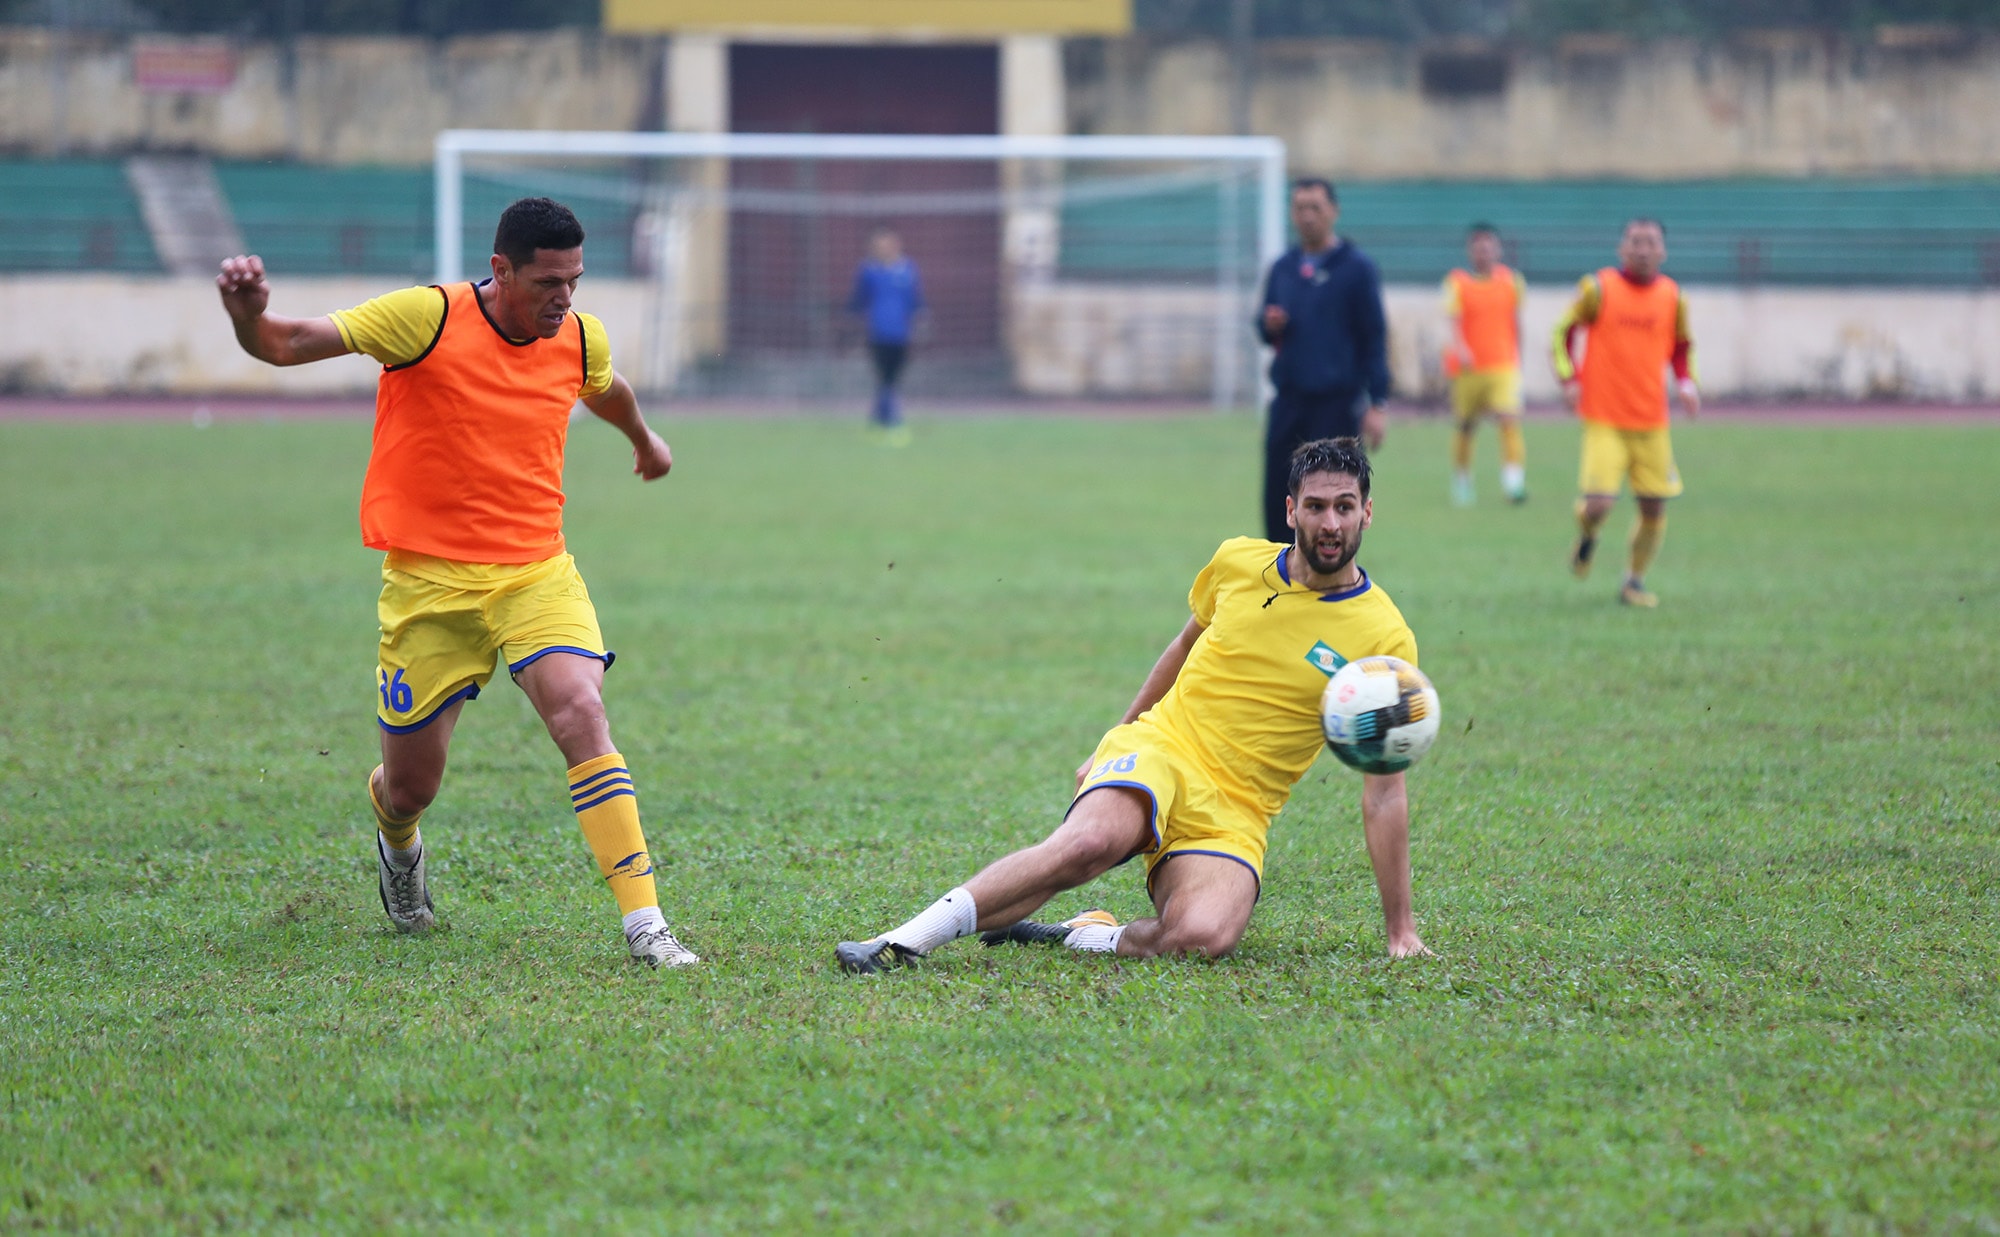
[
  {"x1": 1361, "y1": 770, "x2": 1432, "y2": 958},
  {"x1": 582, "y1": 371, "x2": 672, "y2": 481},
  {"x1": 1076, "y1": 615, "x2": 1206, "y2": 788},
  {"x1": 215, "y1": 255, "x2": 349, "y2": 367}
]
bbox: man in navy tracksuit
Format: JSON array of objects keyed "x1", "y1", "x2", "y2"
[{"x1": 1256, "y1": 178, "x2": 1390, "y2": 542}]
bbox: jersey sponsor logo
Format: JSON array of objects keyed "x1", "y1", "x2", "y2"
[{"x1": 1305, "y1": 641, "x2": 1347, "y2": 677}]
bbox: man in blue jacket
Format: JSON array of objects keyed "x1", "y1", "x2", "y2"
[
  {"x1": 1256, "y1": 179, "x2": 1390, "y2": 542},
  {"x1": 849, "y1": 225, "x2": 925, "y2": 440}
]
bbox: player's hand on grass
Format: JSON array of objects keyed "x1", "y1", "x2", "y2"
[
  {"x1": 216, "y1": 254, "x2": 271, "y2": 321},
  {"x1": 1362, "y1": 405, "x2": 1386, "y2": 452},
  {"x1": 632, "y1": 429, "x2": 673, "y2": 481},
  {"x1": 1386, "y1": 931, "x2": 1433, "y2": 959}
]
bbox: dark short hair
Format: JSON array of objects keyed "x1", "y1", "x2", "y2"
[
  {"x1": 1623, "y1": 216, "x2": 1667, "y2": 240},
  {"x1": 494, "y1": 197, "x2": 585, "y2": 268},
  {"x1": 1291, "y1": 177, "x2": 1337, "y2": 204},
  {"x1": 1289, "y1": 436, "x2": 1371, "y2": 499},
  {"x1": 1468, "y1": 221, "x2": 1500, "y2": 239}
]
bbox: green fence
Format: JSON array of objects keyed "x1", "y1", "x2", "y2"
[{"x1": 3, "y1": 159, "x2": 1997, "y2": 288}]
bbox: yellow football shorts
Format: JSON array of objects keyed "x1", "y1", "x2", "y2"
[
  {"x1": 1451, "y1": 367, "x2": 1523, "y2": 421},
  {"x1": 374, "y1": 551, "x2": 611, "y2": 733},
  {"x1": 1073, "y1": 720, "x2": 1268, "y2": 893},
  {"x1": 1578, "y1": 419, "x2": 1684, "y2": 499}
]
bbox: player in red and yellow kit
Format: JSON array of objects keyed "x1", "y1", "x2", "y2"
[
  {"x1": 1442, "y1": 223, "x2": 1528, "y2": 506},
  {"x1": 215, "y1": 197, "x2": 698, "y2": 967},
  {"x1": 1551, "y1": 218, "x2": 1700, "y2": 608},
  {"x1": 835, "y1": 438, "x2": 1430, "y2": 973}
]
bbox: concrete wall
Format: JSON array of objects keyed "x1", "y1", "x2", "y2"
[
  {"x1": 0, "y1": 27, "x2": 662, "y2": 163},
  {"x1": 7, "y1": 26, "x2": 2000, "y2": 177},
  {"x1": 1068, "y1": 30, "x2": 2000, "y2": 178},
  {"x1": 6, "y1": 275, "x2": 1995, "y2": 402}
]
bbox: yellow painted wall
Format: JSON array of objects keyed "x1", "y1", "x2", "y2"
[{"x1": 605, "y1": 0, "x2": 1129, "y2": 35}]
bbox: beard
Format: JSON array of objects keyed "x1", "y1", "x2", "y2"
[{"x1": 1300, "y1": 528, "x2": 1360, "y2": 579}]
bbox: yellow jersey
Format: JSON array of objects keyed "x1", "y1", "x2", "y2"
[
  {"x1": 330, "y1": 283, "x2": 613, "y2": 398},
  {"x1": 1142, "y1": 537, "x2": 1418, "y2": 819}
]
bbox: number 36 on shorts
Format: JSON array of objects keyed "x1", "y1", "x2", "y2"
[{"x1": 1088, "y1": 753, "x2": 1139, "y2": 781}]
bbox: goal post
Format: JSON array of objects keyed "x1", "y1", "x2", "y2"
[{"x1": 434, "y1": 129, "x2": 1288, "y2": 410}]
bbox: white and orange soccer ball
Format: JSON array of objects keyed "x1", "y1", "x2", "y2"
[{"x1": 1319, "y1": 656, "x2": 1441, "y2": 774}]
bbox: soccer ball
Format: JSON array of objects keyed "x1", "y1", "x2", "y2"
[{"x1": 1319, "y1": 656, "x2": 1441, "y2": 774}]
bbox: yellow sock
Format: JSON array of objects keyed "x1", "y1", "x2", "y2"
[
  {"x1": 1576, "y1": 499, "x2": 1609, "y2": 539},
  {"x1": 568, "y1": 752, "x2": 659, "y2": 917},
  {"x1": 1629, "y1": 513, "x2": 1667, "y2": 580},
  {"x1": 1497, "y1": 416, "x2": 1525, "y2": 467},
  {"x1": 1451, "y1": 423, "x2": 1475, "y2": 472},
  {"x1": 368, "y1": 765, "x2": 422, "y2": 851}
]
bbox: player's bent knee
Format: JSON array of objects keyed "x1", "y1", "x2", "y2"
[
  {"x1": 1042, "y1": 830, "x2": 1132, "y2": 882},
  {"x1": 380, "y1": 768, "x2": 442, "y2": 817},
  {"x1": 539, "y1": 692, "x2": 611, "y2": 749},
  {"x1": 1156, "y1": 918, "x2": 1245, "y2": 959}
]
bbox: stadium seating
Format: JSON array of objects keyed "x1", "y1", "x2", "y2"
[
  {"x1": 1, "y1": 156, "x2": 1992, "y2": 286},
  {"x1": 0, "y1": 158, "x2": 162, "y2": 272},
  {"x1": 1057, "y1": 176, "x2": 2000, "y2": 287},
  {"x1": 220, "y1": 161, "x2": 640, "y2": 279}
]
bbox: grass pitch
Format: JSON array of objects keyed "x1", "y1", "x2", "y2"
[{"x1": 1, "y1": 410, "x2": 1995, "y2": 1233}]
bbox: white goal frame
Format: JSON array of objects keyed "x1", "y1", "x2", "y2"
[
  {"x1": 433, "y1": 129, "x2": 1288, "y2": 407},
  {"x1": 434, "y1": 129, "x2": 1288, "y2": 283}
]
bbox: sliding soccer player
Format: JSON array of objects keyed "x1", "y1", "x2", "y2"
[
  {"x1": 836, "y1": 438, "x2": 1430, "y2": 972},
  {"x1": 216, "y1": 197, "x2": 699, "y2": 967}
]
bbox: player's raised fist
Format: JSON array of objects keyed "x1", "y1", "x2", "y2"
[{"x1": 216, "y1": 255, "x2": 271, "y2": 320}]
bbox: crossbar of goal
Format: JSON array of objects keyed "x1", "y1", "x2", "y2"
[{"x1": 432, "y1": 128, "x2": 1289, "y2": 286}]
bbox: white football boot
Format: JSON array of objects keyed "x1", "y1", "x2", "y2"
[{"x1": 375, "y1": 835, "x2": 436, "y2": 933}]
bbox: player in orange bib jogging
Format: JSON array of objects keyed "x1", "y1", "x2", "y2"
[
  {"x1": 1442, "y1": 223, "x2": 1528, "y2": 506},
  {"x1": 216, "y1": 197, "x2": 699, "y2": 967},
  {"x1": 1551, "y1": 218, "x2": 1700, "y2": 608}
]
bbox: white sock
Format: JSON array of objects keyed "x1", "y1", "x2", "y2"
[
  {"x1": 883, "y1": 887, "x2": 979, "y2": 955},
  {"x1": 622, "y1": 906, "x2": 666, "y2": 940},
  {"x1": 1501, "y1": 463, "x2": 1526, "y2": 493},
  {"x1": 383, "y1": 827, "x2": 423, "y2": 869},
  {"x1": 1064, "y1": 923, "x2": 1126, "y2": 954}
]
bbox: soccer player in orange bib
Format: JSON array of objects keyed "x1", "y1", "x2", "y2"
[
  {"x1": 1551, "y1": 218, "x2": 1700, "y2": 608},
  {"x1": 216, "y1": 197, "x2": 699, "y2": 967},
  {"x1": 1442, "y1": 223, "x2": 1528, "y2": 506}
]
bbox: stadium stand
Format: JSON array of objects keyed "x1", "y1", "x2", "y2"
[
  {"x1": 0, "y1": 158, "x2": 162, "y2": 273},
  {"x1": 1059, "y1": 177, "x2": 2000, "y2": 287},
  {"x1": 218, "y1": 161, "x2": 639, "y2": 280},
  {"x1": 2, "y1": 157, "x2": 1994, "y2": 288}
]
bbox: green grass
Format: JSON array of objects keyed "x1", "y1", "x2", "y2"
[{"x1": 1, "y1": 412, "x2": 1995, "y2": 1233}]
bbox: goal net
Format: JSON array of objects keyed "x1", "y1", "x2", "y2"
[{"x1": 435, "y1": 131, "x2": 1286, "y2": 411}]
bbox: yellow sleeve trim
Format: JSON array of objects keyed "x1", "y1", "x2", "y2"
[
  {"x1": 1548, "y1": 275, "x2": 1599, "y2": 382},
  {"x1": 1440, "y1": 272, "x2": 1461, "y2": 316},
  {"x1": 576, "y1": 312, "x2": 614, "y2": 399},
  {"x1": 330, "y1": 286, "x2": 447, "y2": 368}
]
